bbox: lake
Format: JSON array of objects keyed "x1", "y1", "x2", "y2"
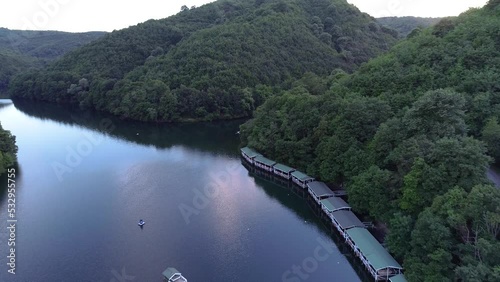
[{"x1": 0, "y1": 99, "x2": 365, "y2": 282}]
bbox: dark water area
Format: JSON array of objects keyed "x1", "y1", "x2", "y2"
[{"x1": 0, "y1": 100, "x2": 365, "y2": 282}]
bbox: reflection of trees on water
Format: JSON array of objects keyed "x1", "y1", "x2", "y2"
[{"x1": 13, "y1": 99, "x2": 243, "y2": 155}]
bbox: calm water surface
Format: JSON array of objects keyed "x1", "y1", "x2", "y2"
[{"x1": 0, "y1": 100, "x2": 364, "y2": 282}]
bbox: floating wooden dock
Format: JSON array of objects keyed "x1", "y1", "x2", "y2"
[
  {"x1": 254, "y1": 155, "x2": 276, "y2": 172},
  {"x1": 291, "y1": 170, "x2": 315, "y2": 188},
  {"x1": 240, "y1": 147, "x2": 261, "y2": 164},
  {"x1": 346, "y1": 228, "x2": 404, "y2": 280},
  {"x1": 240, "y1": 147, "x2": 406, "y2": 281},
  {"x1": 273, "y1": 163, "x2": 295, "y2": 179},
  {"x1": 307, "y1": 181, "x2": 335, "y2": 205}
]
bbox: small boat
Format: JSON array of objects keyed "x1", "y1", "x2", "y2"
[
  {"x1": 162, "y1": 267, "x2": 187, "y2": 282},
  {"x1": 138, "y1": 219, "x2": 145, "y2": 227}
]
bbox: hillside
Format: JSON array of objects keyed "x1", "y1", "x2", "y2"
[
  {"x1": 0, "y1": 28, "x2": 106, "y2": 60},
  {"x1": 241, "y1": 1, "x2": 500, "y2": 281},
  {"x1": 0, "y1": 49, "x2": 38, "y2": 94},
  {"x1": 0, "y1": 28, "x2": 105, "y2": 95},
  {"x1": 9, "y1": 0, "x2": 398, "y2": 122},
  {"x1": 377, "y1": 16, "x2": 441, "y2": 37}
]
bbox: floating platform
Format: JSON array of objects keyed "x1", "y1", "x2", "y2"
[
  {"x1": 307, "y1": 181, "x2": 335, "y2": 205},
  {"x1": 240, "y1": 147, "x2": 406, "y2": 281},
  {"x1": 345, "y1": 228, "x2": 404, "y2": 280},
  {"x1": 291, "y1": 170, "x2": 315, "y2": 188},
  {"x1": 240, "y1": 147, "x2": 261, "y2": 164},
  {"x1": 273, "y1": 163, "x2": 295, "y2": 179},
  {"x1": 162, "y1": 267, "x2": 187, "y2": 282},
  {"x1": 254, "y1": 155, "x2": 277, "y2": 172}
]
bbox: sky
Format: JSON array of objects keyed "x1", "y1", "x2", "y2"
[{"x1": 0, "y1": 0, "x2": 490, "y2": 32}]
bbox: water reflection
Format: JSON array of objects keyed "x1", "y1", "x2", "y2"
[
  {"x1": 12, "y1": 99, "x2": 242, "y2": 155},
  {"x1": 0, "y1": 99, "x2": 367, "y2": 281}
]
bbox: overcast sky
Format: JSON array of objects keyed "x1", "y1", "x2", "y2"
[{"x1": 0, "y1": 0, "x2": 489, "y2": 32}]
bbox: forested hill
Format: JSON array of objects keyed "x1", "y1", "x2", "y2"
[
  {"x1": 0, "y1": 28, "x2": 105, "y2": 95},
  {"x1": 377, "y1": 16, "x2": 441, "y2": 37},
  {"x1": 9, "y1": 0, "x2": 398, "y2": 122},
  {"x1": 242, "y1": 1, "x2": 500, "y2": 281},
  {"x1": 0, "y1": 28, "x2": 106, "y2": 60}
]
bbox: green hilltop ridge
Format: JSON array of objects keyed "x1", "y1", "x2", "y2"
[
  {"x1": 0, "y1": 28, "x2": 106, "y2": 60},
  {"x1": 9, "y1": 0, "x2": 398, "y2": 122},
  {"x1": 242, "y1": 1, "x2": 500, "y2": 281},
  {"x1": 376, "y1": 16, "x2": 442, "y2": 37},
  {"x1": 0, "y1": 28, "x2": 106, "y2": 95}
]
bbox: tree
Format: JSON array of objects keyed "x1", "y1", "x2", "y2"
[
  {"x1": 430, "y1": 185, "x2": 500, "y2": 282},
  {"x1": 426, "y1": 137, "x2": 491, "y2": 191},
  {"x1": 0, "y1": 122, "x2": 17, "y2": 174},
  {"x1": 403, "y1": 89, "x2": 467, "y2": 140},
  {"x1": 405, "y1": 209, "x2": 454, "y2": 281},
  {"x1": 386, "y1": 212, "x2": 413, "y2": 260},
  {"x1": 481, "y1": 117, "x2": 500, "y2": 162},
  {"x1": 347, "y1": 165, "x2": 394, "y2": 221},
  {"x1": 399, "y1": 157, "x2": 428, "y2": 216},
  {"x1": 150, "y1": 46, "x2": 164, "y2": 57},
  {"x1": 319, "y1": 32, "x2": 332, "y2": 45},
  {"x1": 78, "y1": 78, "x2": 89, "y2": 91},
  {"x1": 432, "y1": 18, "x2": 455, "y2": 37}
]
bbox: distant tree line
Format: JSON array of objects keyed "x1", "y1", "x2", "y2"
[
  {"x1": 377, "y1": 16, "x2": 442, "y2": 37},
  {"x1": 0, "y1": 28, "x2": 105, "y2": 95},
  {"x1": 9, "y1": 0, "x2": 398, "y2": 122}
]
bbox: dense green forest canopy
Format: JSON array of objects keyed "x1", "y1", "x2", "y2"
[
  {"x1": 241, "y1": 1, "x2": 500, "y2": 281},
  {"x1": 0, "y1": 28, "x2": 106, "y2": 60},
  {"x1": 9, "y1": 0, "x2": 398, "y2": 122},
  {"x1": 377, "y1": 16, "x2": 441, "y2": 37},
  {"x1": 0, "y1": 120, "x2": 17, "y2": 174},
  {"x1": 0, "y1": 48, "x2": 38, "y2": 95},
  {"x1": 0, "y1": 28, "x2": 105, "y2": 95}
]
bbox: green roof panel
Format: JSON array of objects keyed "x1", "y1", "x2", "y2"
[
  {"x1": 254, "y1": 155, "x2": 276, "y2": 166},
  {"x1": 346, "y1": 227, "x2": 403, "y2": 271},
  {"x1": 241, "y1": 147, "x2": 261, "y2": 158},
  {"x1": 273, "y1": 163, "x2": 295, "y2": 173},
  {"x1": 307, "y1": 181, "x2": 334, "y2": 197},
  {"x1": 330, "y1": 210, "x2": 365, "y2": 230},
  {"x1": 291, "y1": 170, "x2": 314, "y2": 181},
  {"x1": 162, "y1": 267, "x2": 180, "y2": 279},
  {"x1": 321, "y1": 197, "x2": 350, "y2": 212}
]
